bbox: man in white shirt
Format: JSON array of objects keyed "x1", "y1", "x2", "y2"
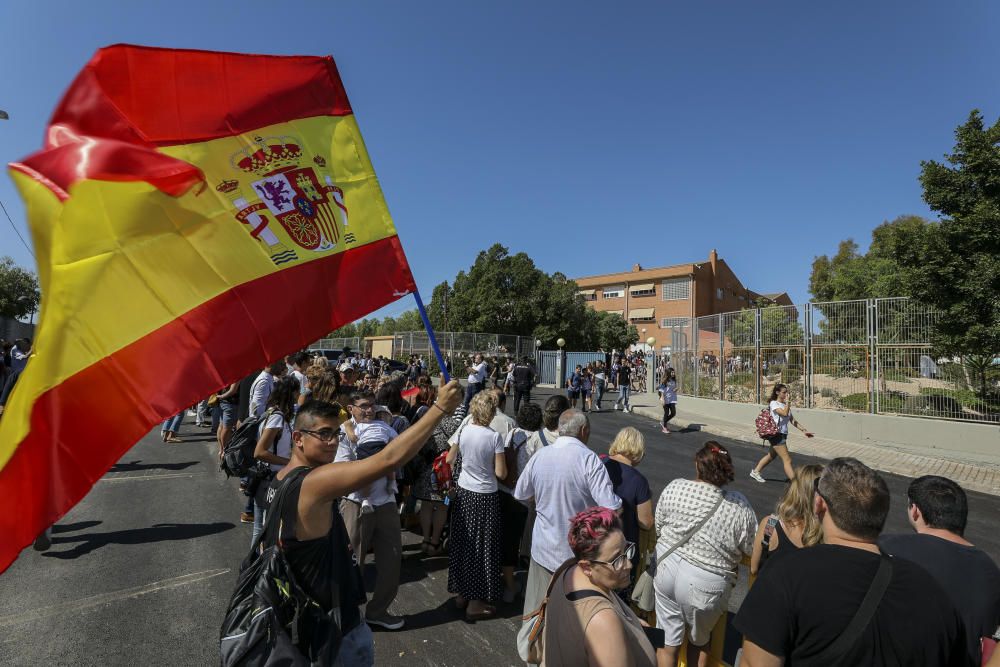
[
  {"x1": 10, "y1": 338, "x2": 30, "y2": 374},
  {"x1": 248, "y1": 360, "x2": 286, "y2": 418},
  {"x1": 336, "y1": 390, "x2": 405, "y2": 631},
  {"x1": 514, "y1": 409, "x2": 621, "y2": 663},
  {"x1": 287, "y1": 351, "x2": 310, "y2": 400},
  {"x1": 463, "y1": 353, "x2": 487, "y2": 409}
]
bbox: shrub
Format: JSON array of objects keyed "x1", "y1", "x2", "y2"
[
  {"x1": 839, "y1": 393, "x2": 869, "y2": 412},
  {"x1": 820, "y1": 387, "x2": 837, "y2": 398},
  {"x1": 902, "y1": 393, "x2": 963, "y2": 418}
]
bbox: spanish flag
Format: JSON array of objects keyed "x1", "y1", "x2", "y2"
[{"x1": 0, "y1": 45, "x2": 416, "y2": 572}]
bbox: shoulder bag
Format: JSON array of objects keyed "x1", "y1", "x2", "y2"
[{"x1": 631, "y1": 491, "x2": 725, "y2": 612}]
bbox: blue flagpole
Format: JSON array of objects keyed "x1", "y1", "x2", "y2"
[{"x1": 412, "y1": 290, "x2": 450, "y2": 383}]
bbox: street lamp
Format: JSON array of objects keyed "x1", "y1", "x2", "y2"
[{"x1": 556, "y1": 338, "x2": 565, "y2": 349}]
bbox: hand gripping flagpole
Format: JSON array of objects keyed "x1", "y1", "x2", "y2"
[{"x1": 412, "y1": 290, "x2": 450, "y2": 383}]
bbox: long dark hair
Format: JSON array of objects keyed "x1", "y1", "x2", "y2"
[
  {"x1": 768, "y1": 383, "x2": 787, "y2": 403},
  {"x1": 267, "y1": 376, "x2": 300, "y2": 422}
]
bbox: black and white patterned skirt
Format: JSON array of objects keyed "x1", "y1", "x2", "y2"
[{"x1": 447, "y1": 487, "x2": 502, "y2": 602}]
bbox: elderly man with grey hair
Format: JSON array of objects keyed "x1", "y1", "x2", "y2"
[{"x1": 514, "y1": 409, "x2": 622, "y2": 663}]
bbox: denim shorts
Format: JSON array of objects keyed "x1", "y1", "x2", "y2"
[
  {"x1": 219, "y1": 401, "x2": 236, "y2": 427},
  {"x1": 766, "y1": 433, "x2": 788, "y2": 447}
]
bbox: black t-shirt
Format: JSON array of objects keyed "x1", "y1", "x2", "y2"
[
  {"x1": 601, "y1": 458, "x2": 651, "y2": 559},
  {"x1": 616, "y1": 365, "x2": 631, "y2": 386},
  {"x1": 265, "y1": 469, "x2": 365, "y2": 634},
  {"x1": 880, "y1": 533, "x2": 1000, "y2": 661},
  {"x1": 734, "y1": 544, "x2": 970, "y2": 666},
  {"x1": 512, "y1": 364, "x2": 534, "y2": 389}
]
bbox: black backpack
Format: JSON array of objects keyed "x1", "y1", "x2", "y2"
[
  {"x1": 220, "y1": 408, "x2": 275, "y2": 478},
  {"x1": 219, "y1": 467, "x2": 342, "y2": 666}
]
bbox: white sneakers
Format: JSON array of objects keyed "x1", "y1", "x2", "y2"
[{"x1": 750, "y1": 469, "x2": 766, "y2": 483}]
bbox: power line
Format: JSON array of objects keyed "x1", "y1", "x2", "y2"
[{"x1": 0, "y1": 196, "x2": 34, "y2": 259}]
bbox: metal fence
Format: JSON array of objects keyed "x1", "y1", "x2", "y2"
[
  {"x1": 311, "y1": 332, "x2": 536, "y2": 361},
  {"x1": 310, "y1": 337, "x2": 362, "y2": 352},
  {"x1": 392, "y1": 332, "x2": 536, "y2": 360},
  {"x1": 666, "y1": 298, "x2": 999, "y2": 423}
]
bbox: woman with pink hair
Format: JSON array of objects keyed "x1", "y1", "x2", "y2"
[{"x1": 541, "y1": 507, "x2": 659, "y2": 666}]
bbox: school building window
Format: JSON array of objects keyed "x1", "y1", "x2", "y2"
[
  {"x1": 661, "y1": 277, "x2": 690, "y2": 301},
  {"x1": 602, "y1": 285, "x2": 624, "y2": 299}
]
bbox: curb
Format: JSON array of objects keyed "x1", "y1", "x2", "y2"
[{"x1": 629, "y1": 403, "x2": 1000, "y2": 497}]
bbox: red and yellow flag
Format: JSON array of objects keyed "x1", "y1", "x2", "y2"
[{"x1": 0, "y1": 45, "x2": 416, "y2": 572}]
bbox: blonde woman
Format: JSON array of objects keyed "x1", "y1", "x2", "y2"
[
  {"x1": 446, "y1": 391, "x2": 507, "y2": 621},
  {"x1": 750, "y1": 464, "x2": 824, "y2": 575},
  {"x1": 602, "y1": 427, "x2": 653, "y2": 585}
]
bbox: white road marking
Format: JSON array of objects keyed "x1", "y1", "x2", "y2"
[{"x1": 0, "y1": 568, "x2": 231, "y2": 627}]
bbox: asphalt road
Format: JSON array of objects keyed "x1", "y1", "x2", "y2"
[{"x1": 1, "y1": 388, "x2": 997, "y2": 666}]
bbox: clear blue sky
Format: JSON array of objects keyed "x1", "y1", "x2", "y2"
[{"x1": 2, "y1": 1, "x2": 998, "y2": 321}]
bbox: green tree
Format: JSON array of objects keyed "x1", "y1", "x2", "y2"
[
  {"x1": 594, "y1": 311, "x2": 639, "y2": 351},
  {"x1": 908, "y1": 110, "x2": 1000, "y2": 365},
  {"x1": 0, "y1": 256, "x2": 40, "y2": 320}
]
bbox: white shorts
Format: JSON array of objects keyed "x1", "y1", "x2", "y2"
[{"x1": 653, "y1": 549, "x2": 733, "y2": 647}]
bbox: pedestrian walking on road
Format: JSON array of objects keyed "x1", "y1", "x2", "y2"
[
  {"x1": 614, "y1": 360, "x2": 632, "y2": 412},
  {"x1": 593, "y1": 361, "x2": 607, "y2": 411},
  {"x1": 446, "y1": 391, "x2": 507, "y2": 621},
  {"x1": 657, "y1": 368, "x2": 678, "y2": 434},
  {"x1": 750, "y1": 383, "x2": 814, "y2": 484},
  {"x1": 566, "y1": 365, "x2": 582, "y2": 409}
]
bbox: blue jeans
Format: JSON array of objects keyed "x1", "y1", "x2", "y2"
[
  {"x1": 463, "y1": 381, "x2": 482, "y2": 408},
  {"x1": 333, "y1": 621, "x2": 374, "y2": 666},
  {"x1": 615, "y1": 386, "x2": 630, "y2": 410},
  {"x1": 161, "y1": 412, "x2": 183, "y2": 433},
  {"x1": 595, "y1": 381, "x2": 605, "y2": 408}
]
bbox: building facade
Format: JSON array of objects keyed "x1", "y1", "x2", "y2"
[{"x1": 572, "y1": 249, "x2": 791, "y2": 351}]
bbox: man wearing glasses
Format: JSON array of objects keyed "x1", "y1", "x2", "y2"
[
  {"x1": 259, "y1": 380, "x2": 462, "y2": 665},
  {"x1": 735, "y1": 457, "x2": 969, "y2": 666}
]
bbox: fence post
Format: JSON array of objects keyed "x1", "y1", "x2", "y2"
[
  {"x1": 804, "y1": 304, "x2": 813, "y2": 409},
  {"x1": 718, "y1": 313, "x2": 725, "y2": 401},
  {"x1": 754, "y1": 308, "x2": 762, "y2": 404},
  {"x1": 867, "y1": 299, "x2": 877, "y2": 414},
  {"x1": 693, "y1": 322, "x2": 700, "y2": 398}
]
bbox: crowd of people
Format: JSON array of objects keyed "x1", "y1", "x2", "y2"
[
  {"x1": 200, "y1": 349, "x2": 999, "y2": 666},
  {"x1": 7, "y1": 337, "x2": 997, "y2": 666},
  {"x1": 0, "y1": 336, "x2": 31, "y2": 417}
]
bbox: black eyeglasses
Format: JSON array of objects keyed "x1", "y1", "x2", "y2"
[
  {"x1": 814, "y1": 477, "x2": 829, "y2": 503},
  {"x1": 588, "y1": 541, "x2": 636, "y2": 571},
  {"x1": 297, "y1": 428, "x2": 339, "y2": 443}
]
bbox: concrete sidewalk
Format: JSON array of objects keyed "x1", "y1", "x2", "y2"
[{"x1": 627, "y1": 396, "x2": 1000, "y2": 497}]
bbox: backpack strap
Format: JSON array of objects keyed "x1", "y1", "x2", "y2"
[
  {"x1": 798, "y1": 553, "x2": 893, "y2": 667},
  {"x1": 255, "y1": 466, "x2": 312, "y2": 552}
]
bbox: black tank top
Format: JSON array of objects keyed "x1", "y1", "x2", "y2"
[{"x1": 265, "y1": 468, "x2": 365, "y2": 632}]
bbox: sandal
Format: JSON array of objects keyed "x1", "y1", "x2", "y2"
[
  {"x1": 425, "y1": 541, "x2": 445, "y2": 557},
  {"x1": 454, "y1": 596, "x2": 468, "y2": 611},
  {"x1": 166, "y1": 436, "x2": 183, "y2": 443},
  {"x1": 465, "y1": 605, "x2": 496, "y2": 622}
]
